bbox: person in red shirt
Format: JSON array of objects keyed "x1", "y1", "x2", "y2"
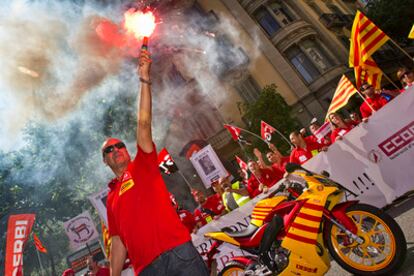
[
  {"x1": 289, "y1": 131, "x2": 324, "y2": 165},
  {"x1": 86, "y1": 255, "x2": 110, "y2": 276},
  {"x1": 246, "y1": 161, "x2": 279, "y2": 198},
  {"x1": 103, "y1": 49, "x2": 208, "y2": 276},
  {"x1": 308, "y1": 121, "x2": 332, "y2": 147},
  {"x1": 192, "y1": 189, "x2": 225, "y2": 228},
  {"x1": 359, "y1": 83, "x2": 388, "y2": 119},
  {"x1": 170, "y1": 193, "x2": 196, "y2": 233},
  {"x1": 328, "y1": 112, "x2": 358, "y2": 143}
]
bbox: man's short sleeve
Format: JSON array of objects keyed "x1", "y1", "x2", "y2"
[{"x1": 132, "y1": 142, "x2": 159, "y2": 171}]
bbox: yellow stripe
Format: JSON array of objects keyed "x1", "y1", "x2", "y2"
[{"x1": 294, "y1": 217, "x2": 320, "y2": 228}]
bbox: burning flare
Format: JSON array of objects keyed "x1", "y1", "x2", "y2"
[{"x1": 123, "y1": 9, "x2": 156, "y2": 39}]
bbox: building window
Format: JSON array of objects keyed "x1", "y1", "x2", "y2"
[
  {"x1": 213, "y1": 35, "x2": 249, "y2": 77},
  {"x1": 286, "y1": 46, "x2": 320, "y2": 84},
  {"x1": 301, "y1": 40, "x2": 333, "y2": 72},
  {"x1": 235, "y1": 75, "x2": 261, "y2": 103},
  {"x1": 254, "y1": 7, "x2": 281, "y2": 36},
  {"x1": 254, "y1": 1, "x2": 296, "y2": 37}
]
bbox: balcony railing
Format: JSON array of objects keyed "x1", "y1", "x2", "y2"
[{"x1": 319, "y1": 13, "x2": 353, "y2": 29}]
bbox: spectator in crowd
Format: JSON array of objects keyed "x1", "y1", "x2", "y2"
[
  {"x1": 299, "y1": 128, "x2": 307, "y2": 137},
  {"x1": 246, "y1": 160, "x2": 279, "y2": 198},
  {"x1": 289, "y1": 131, "x2": 325, "y2": 165},
  {"x1": 349, "y1": 112, "x2": 362, "y2": 124},
  {"x1": 192, "y1": 189, "x2": 225, "y2": 228},
  {"x1": 170, "y1": 193, "x2": 196, "y2": 234},
  {"x1": 218, "y1": 176, "x2": 250, "y2": 212},
  {"x1": 359, "y1": 82, "x2": 388, "y2": 119},
  {"x1": 397, "y1": 67, "x2": 414, "y2": 92},
  {"x1": 86, "y1": 255, "x2": 110, "y2": 276},
  {"x1": 328, "y1": 112, "x2": 358, "y2": 142},
  {"x1": 62, "y1": 268, "x2": 75, "y2": 276},
  {"x1": 103, "y1": 48, "x2": 208, "y2": 275},
  {"x1": 308, "y1": 119, "x2": 332, "y2": 147}
]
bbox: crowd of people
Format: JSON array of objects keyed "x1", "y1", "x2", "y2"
[{"x1": 168, "y1": 66, "x2": 414, "y2": 237}]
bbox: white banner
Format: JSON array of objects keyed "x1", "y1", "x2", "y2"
[
  {"x1": 88, "y1": 188, "x2": 109, "y2": 226},
  {"x1": 64, "y1": 211, "x2": 99, "y2": 250},
  {"x1": 304, "y1": 87, "x2": 414, "y2": 207},
  {"x1": 190, "y1": 144, "x2": 228, "y2": 189}
]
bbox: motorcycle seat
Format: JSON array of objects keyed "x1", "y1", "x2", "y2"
[{"x1": 221, "y1": 224, "x2": 259, "y2": 238}]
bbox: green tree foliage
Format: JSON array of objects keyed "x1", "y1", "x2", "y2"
[
  {"x1": 367, "y1": 0, "x2": 414, "y2": 45},
  {"x1": 241, "y1": 84, "x2": 299, "y2": 157}
]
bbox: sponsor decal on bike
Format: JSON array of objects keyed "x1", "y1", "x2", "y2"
[
  {"x1": 378, "y1": 121, "x2": 414, "y2": 159},
  {"x1": 296, "y1": 264, "x2": 317, "y2": 273}
]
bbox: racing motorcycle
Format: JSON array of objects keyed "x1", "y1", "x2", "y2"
[{"x1": 204, "y1": 163, "x2": 407, "y2": 275}]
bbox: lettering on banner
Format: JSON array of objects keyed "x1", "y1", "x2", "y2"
[
  {"x1": 351, "y1": 173, "x2": 376, "y2": 195},
  {"x1": 378, "y1": 121, "x2": 414, "y2": 159},
  {"x1": 13, "y1": 220, "x2": 28, "y2": 275},
  {"x1": 218, "y1": 251, "x2": 237, "y2": 268}
]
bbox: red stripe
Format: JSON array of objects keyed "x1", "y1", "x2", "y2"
[
  {"x1": 286, "y1": 233, "x2": 316, "y2": 245},
  {"x1": 291, "y1": 222, "x2": 319, "y2": 233},
  {"x1": 361, "y1": 32, "x2": 387, "y2": 57},
  {"x1": 303, "y1": 202, "x2": 324, "y2": 211},
  {"x1": 297, "y1": 212, "x2": 321, "y2": 223},
  {"x1": 360, "y1": 24, "x2": 378, "y2": 44}
]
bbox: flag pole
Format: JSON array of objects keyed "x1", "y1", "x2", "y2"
[
  {"x1": 177, "y1": 170, "x2": 193, "y2": 190},
  {"x1": 356, "y1": 91, "x2": 376, "y2": 113},
  {"x1": 35, "y1": 247, "x2": 45, "y2": 276},
  {"x1": 241, "y1": 126, "x2": 293, "y2": 148},
  {"x1": 388, "y1": 39, "x2": 414, "y2": 63},
  {"x1": 381, "y1": 71, "x2": 400, "y2": 90}
]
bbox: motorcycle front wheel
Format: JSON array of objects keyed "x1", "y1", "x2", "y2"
[
  {"x1": 218, "y1": 261, "x2": 247, "y2": 276},
  {"x1": 326, "y1": 203, "x2": 406, "y2": 275}
]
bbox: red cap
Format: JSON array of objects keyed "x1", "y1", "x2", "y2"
[{"x1": 62, "y1": 268, "x2": 75, "y2": 276}]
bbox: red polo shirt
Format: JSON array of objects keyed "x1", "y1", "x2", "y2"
[
  {"x1": 247, "y1": 168, "x2": 280, "y2": 198},
  {"x1": 106, "y1": 144, "x2": 190, "y2": 274},
  {"x1": 193, "y1": 194, "x2": 225, "y2": 226},
  {"x1": 289, "y1": 140, "x2": 322, "y2": 165},
  {"x1": 360, "y1": 95, "x2": 388, "y2": 119},
  {"x1": 177, "y1": 209, "x2": 196, "y2": 233},
  {"x1": 331, "y1": 121, "x2": 358, "y2": 143}
]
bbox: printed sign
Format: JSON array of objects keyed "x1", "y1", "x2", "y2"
[{"x1": 64, "y1": 211, "x2": 99, "y2": 250}]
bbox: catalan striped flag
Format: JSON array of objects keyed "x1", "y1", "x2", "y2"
[
  {"x1": 33, "y1": 233, "x2": 47, "y2": 253},
  {"x1": 326, "y1": 75, "x2": 357, "y2": 118},
  {"x1": 354, "y1": 57, "x2": 383, "y2": 89},
  {"x1": 349, "y1": 11, "x2": 389, "y2": 67},
  {"x1": 409, "y1": 24, "x2": 414, "y2": 39}
]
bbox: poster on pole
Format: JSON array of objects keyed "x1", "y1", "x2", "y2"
[
  {"x1": 64, "y1": 211, "x2": 99, "y2": 250},
  {"x1": 190, "y1": 144, "x2": 228, "y2": 189},
  {"x1": 88, "y1": 188, "x2": 109, "y2": 226}
]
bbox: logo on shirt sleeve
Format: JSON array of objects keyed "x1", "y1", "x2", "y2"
[{"x1": 119, "y1": 179, "x2": 135, "y2": 196}]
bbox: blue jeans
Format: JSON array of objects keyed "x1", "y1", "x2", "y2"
[{"x1": 140, "y1": 242, "x2": 209, "y2": 276}]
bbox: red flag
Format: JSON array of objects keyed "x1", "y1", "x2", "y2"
[
  {"x1": 33, "y1": 233, "x2": 47, "y2": 253},
  {"x1": 260, "y1": 121, "x2": 276, "y2": 142},
  {"x1": 224, "y1": 124, "x2": 251, "y2": 145},
  {"x1": 5, "y1": 214, "x2": 36, "y2": 276},
  {"x1": 158, "y1": 148, "x2": 179, "y2": 175},
  {"x1": 235, "y1": 155, "x2": 250, "y2": 180}
]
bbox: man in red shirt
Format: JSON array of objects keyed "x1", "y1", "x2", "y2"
[
  {"x1": 170, "y1": 193, "x2": 196, "y2": 233},
  {"x1": 246, "y1": 161, "x2": 279, "y2": 198},
  {"x1": 103, "y1": 49, "x2": 208, "y2": 275},
  {"x1": 192, "y1": 189, "x2": 225, "y2": 228},
  {"x1": 86, "y1": 255, "x2": 110, "y2": 276},
  {"x1": 359, "y1": 83, "x2": 388, "y2": 119},
  {"x1": 289, "y1": 131, "x2": 325, "y2": 165}
]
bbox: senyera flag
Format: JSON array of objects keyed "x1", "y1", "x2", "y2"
[
  {"x1": 33, "y1": 233, "x2": 47, "y2": 253},
  {"x1": 5, "y1": 214, "x2": 36, "y2": 276},
  {"x1": 261, "y1": 121, "x2": 276, "y2": 142},
  {"x1": 354, "y1": 57, "x2": 382, "y2": 89},
  {"x1": 235, "y1": 155, "x2": 250, "y2": 180},
  {"x1": 224, "y1": 124, "x2": 251, "y2": 145},
  {"x1": 349, "y1": 10, "x2": 389, "y2": 68},
  {"x1": 326, "y1": 75, "x2": 357, "y2": 119},
  {"x1": 158, "y1": 148, "x2": 179, "y2": 175}
]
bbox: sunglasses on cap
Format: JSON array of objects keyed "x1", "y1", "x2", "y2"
[{"x1": 102, "y1": 142, "x2": 126, "y2": 156}]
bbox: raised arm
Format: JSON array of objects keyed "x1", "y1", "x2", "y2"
[{"x1": 137, "y1": 50, "x2": 153, "y2": 153}]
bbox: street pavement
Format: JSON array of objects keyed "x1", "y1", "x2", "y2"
[{"x1": 327, "y1": 193, "x2": 414, "y2": 276}]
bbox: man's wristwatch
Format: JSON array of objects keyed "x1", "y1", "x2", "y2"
[{"x1": 139, "y1": 77, "x2": 152, "y2": 85}]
